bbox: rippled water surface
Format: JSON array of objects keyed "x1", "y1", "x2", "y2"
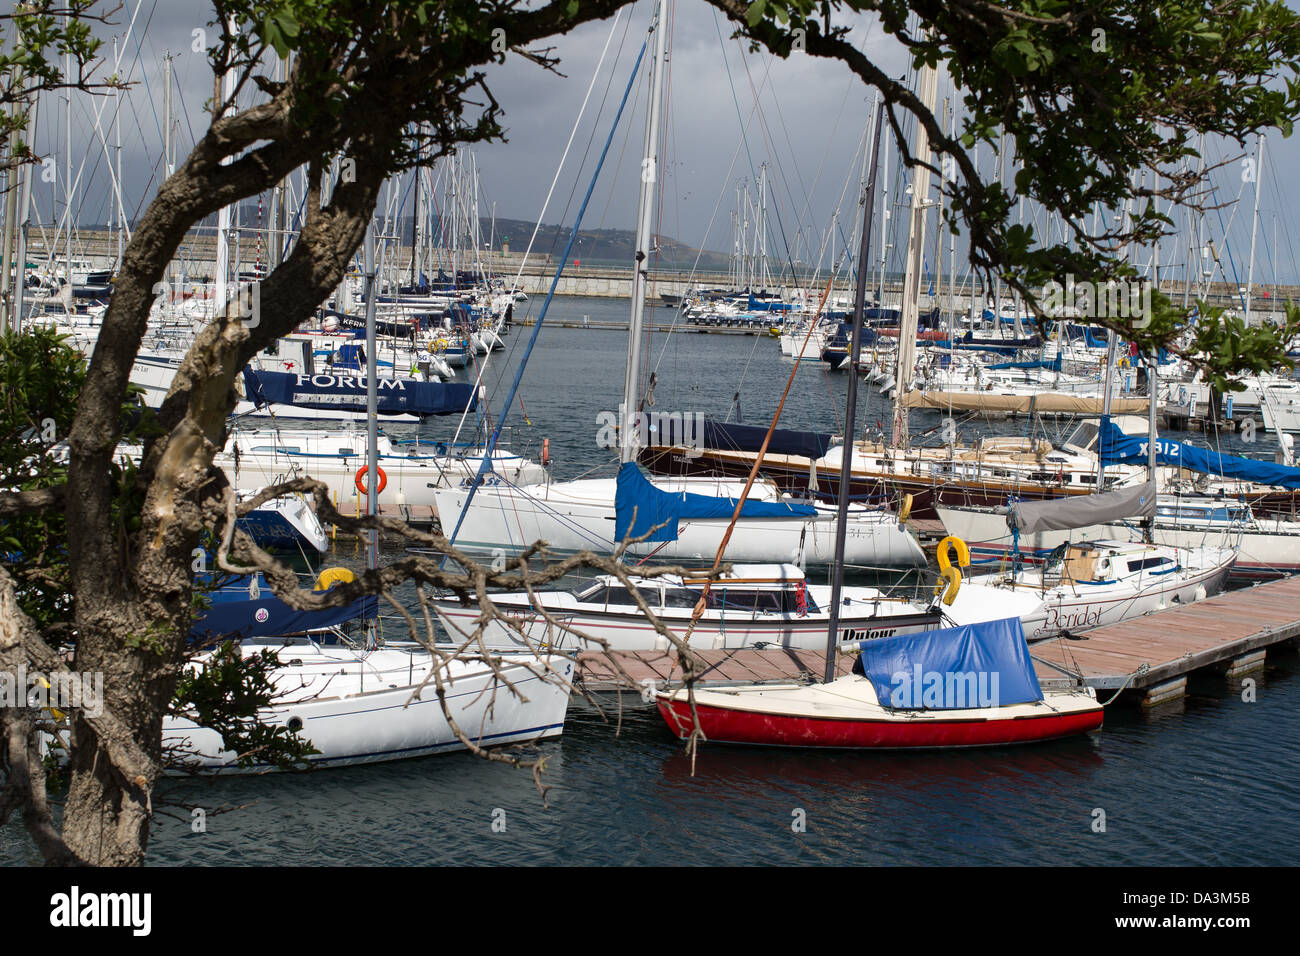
[{"x1": 5, "y1": 296, "x2": 1298, "y2": 866}]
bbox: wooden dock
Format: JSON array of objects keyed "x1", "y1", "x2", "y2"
[{"x1": 575, "y1": 574, "x2": 1300, "y2": 706}]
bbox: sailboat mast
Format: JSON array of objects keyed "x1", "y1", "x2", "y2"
[
  {"x1": 12, "y1": 102, "x2": 36, "y2": 331},
  {"x1": 64, "y1": 16, "x2": 72, "y2": 296},
  {"x1": 1096, "y1": 195, "x2": 1132, "y2": 488},
  {"x1": 1144, "y1": 352, "x2": 1158, "y2": 542},
  {"x1": 215, "y1": 18, "x2": 237, "y2": 314},
  {"x1": 890, "y1": 58, "x2": 938, "y2": 447},
  {"x1": 619, "y1": 0, "x2": 668, "y2": 466},
  {"x1": 0, "y1": 84, "x2": 20, "y2": 331},
  {"x1": 759, "y1": 162, "x2": 768, "y2": 292},
  {"x1": 363, "y1": 221, "x2": 380, "y2": 581},
  {"x1": 877, "y1": 131, "x2": 889, "y2": 306},
  {"x1": 824, "y1": 103, "x2": 885, "y2": 683},
  {"x1": 114, "y1": 37, "x2": 123, "y2": 268},
  {"x1": 1244, "y1": 133, "x2": 1264, "y2": 324}
]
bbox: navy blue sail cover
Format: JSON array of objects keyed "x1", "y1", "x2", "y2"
[
  {"x1": 1097, "y1": 415, "x2": 1300, "y2": 489},
  {"x1": 614, "y1": 462, "x2": 817, "y2": 543},
  {"x1": 242, "y1": 368, "x2": 477, "y2": 416},
  {"x1": 700, "y1": 419, "x2": 834, "y2": 460},
  {"x1": 190, "y1": 573, "x2": 377, "y2": 642},
  {"x1": 855, "y1": 616, "x2": 1043, "y2": 710}
]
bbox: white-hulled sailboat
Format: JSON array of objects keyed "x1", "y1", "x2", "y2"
[
  {"x1": 163, "y1": 225, "x2": 573, "y2": 773},
  {"x1": 938, "y1": 352, "x2": 1238, "y2": 639},
  {"x1": 431, "y1": 2, "x2": 923, "y2": 570}
]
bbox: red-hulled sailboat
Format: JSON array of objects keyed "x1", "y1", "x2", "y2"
[
  {"x1": 657, "y1": 617, "x2": 1103, "y2": 749},
  {"x1": 655, "y1": 93, "x2": 1103, "y2": 750}
]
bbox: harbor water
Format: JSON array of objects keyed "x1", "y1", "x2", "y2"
[{"x1": 5, "y1": 295, "x2": 1297, "y2": 866}]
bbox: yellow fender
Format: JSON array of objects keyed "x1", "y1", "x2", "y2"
[
  {"x1": 315, "y1": 566, "x2": 357, "y2": 591},
  {"x1": 898, "y1": 493, "x2": 913, "y2": 524},
  {"x1": 934, "y1": 536, "x2": 970, "y2": 606},
  {"x1": 936, "y1": 565, "x2": 962, "y2": 605},
  {"x1": 36, "y1": 676, "x2": 66, "y2": 721}
]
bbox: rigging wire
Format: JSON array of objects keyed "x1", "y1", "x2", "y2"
[{"x1": 439, "y1": 22, "x2": 656, "y2": 560}]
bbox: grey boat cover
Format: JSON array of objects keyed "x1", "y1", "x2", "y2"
[{"x1": 1006, "y1": 479, "x2": 1157, "y2": 535}]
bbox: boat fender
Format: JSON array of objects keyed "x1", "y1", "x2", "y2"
[
  {"x1": 936, "y1": 535, "x2": 970, "y2": 571},
  {"x1": 355, "y1": 465, "x2": 388, "y2": 496},
  {"x1": 934, "y1": 536, "x2": 969, "y2": 606},
  {"x1": 935, "y1": 565, "x2": 962, "y2": 606},
  {"x1": 1194, "y1": 585, "x2": 1207, "y2": 602},
  {"x1": 315, "y1": 566, "x2": 357, "y2": 591},
  {"x1": 542, "y1": 437, "x2": 550, "y2": 467},
  {"x1": 898, "y1": 493, "x2": 913, "y2": 524}
]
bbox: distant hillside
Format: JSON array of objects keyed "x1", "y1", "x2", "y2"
[
  {"x1": 92, "y1": 208, "x2": 733, "y2": 271},
  {"x1": 482, "y1": 218, "x2": 730, "y2": 271}
]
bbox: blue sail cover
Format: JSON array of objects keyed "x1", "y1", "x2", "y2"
[
  {"x1": 242, "y1": 368, "x2": 477, "y2": 416},
  {"x1": 857, "y1": 616, "x2": 1044, "y2": 710},
  {"x1": 614, "y1": 462, "x2": 817, "y2": 543},
  {"x1": 1097, "y1": 415, "x2": 1300, "y2": 489},
  {"x1": 747, "y1": 294, "x2": 793, "y2": 312},
  {"x1": 190, "y1": 574, "x2": 377, "y2": 643},
  {"x1": 700, "y1": 419, "x2": 834, "y2": 460}
]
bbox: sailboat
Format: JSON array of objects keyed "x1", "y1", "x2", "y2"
[
  {"x1": 944, "y1": 482, "x2": 1234, "y2": 641},
  {"x1": 435, "y1": 562, "x2": 951, "y2": 653},
  {"x1": 937, "y1": 349, "x2": 1241, "y2": 636},
  {"x1": 938, "y1": 415, "x2": 1300, "y2": 580},
  {"x1": 162, "y1": 227, "x2": 573, "y2": 773},
  {"x1": 165, "y1": 569, "x2": 572, "y2": 771},
  {"x1": 655, "y1": 94, "x2": 1103, "y2": 748},
  {"x1": 432, "y1": 2, "x2": 924, "y2": 569}
]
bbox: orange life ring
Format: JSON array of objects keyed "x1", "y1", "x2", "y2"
[{"x1": 355, "y1": 465, "x2": 387, "y2": 496}]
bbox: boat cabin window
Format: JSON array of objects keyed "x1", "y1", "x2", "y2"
[
  {"x1": 1047, "y1": 544, "x2": 1106, "y2": 582},
  {"x1": 1063, "y1": 421, "x2": 1099, "y2": 451},
  {"x1": 663, "y1": 587, "x2": 703, "y2": 608},
  {"x1": 604, "y1": 586, "x2": 657, "y2": 608},
  {"x1": 1126, "y1": 556, "x2": 1174, "y2": 572},
  {"x1": 704, "y1": 589, "x2": 784, "y2": 613},
  {"x1": 576, "y1": 585, "x2": 660, "y2": 609}
]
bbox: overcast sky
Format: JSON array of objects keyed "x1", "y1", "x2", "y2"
[{"x1": 22, "y1": 0, "x2": 1300, "y2": 285}]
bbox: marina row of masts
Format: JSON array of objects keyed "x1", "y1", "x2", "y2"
[
  {"x1": 0, "y1": 42, "x2": 503, "y2": 329},
  {"x1": 726, "y1": 162, "x2": 771, "y2": 293},
  {"x1": 1, "y1": 27, "x2": 145, "y2": 331},
  {"x1": 407, "y1": 144, "x2": 499, "y2": 291},
  {"x1": 0, "y1": 18, "x2": 1284, "y2": 336}
]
